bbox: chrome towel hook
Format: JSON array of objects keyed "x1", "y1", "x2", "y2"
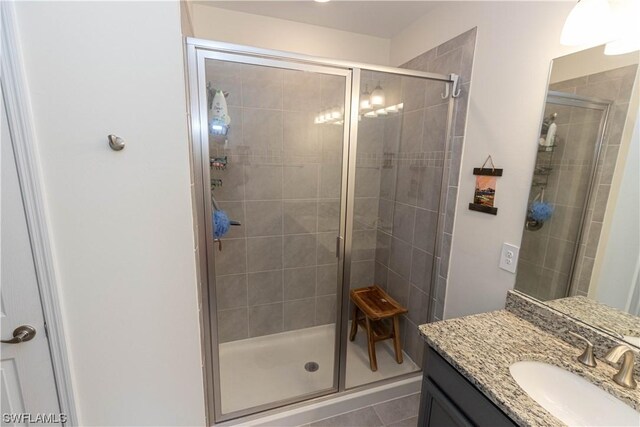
[
  {"x1": 108, "y1": 134, "x2": 125, "y2": 151},
  {"x1": 441, "y1": 74, "x2": 462, "y2": 99}
]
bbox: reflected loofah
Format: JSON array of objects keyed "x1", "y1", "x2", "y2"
[
  {"x1": 529, "y1": 201, "x2": 554, "y2": 222},
  {"x1": 213, "y1": 210, "x2": 230, "y2": 238}
]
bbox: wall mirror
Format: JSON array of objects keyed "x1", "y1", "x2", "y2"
[{"x1": 514, "y1": 44, "x2": 639, "y2": 348}]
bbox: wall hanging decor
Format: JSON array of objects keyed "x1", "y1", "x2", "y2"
[{"x1": 469, "y1": 155, "x2": 503, "y2": 215}]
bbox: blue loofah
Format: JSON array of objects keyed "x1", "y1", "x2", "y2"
[
  {"x1": 213, "y1": 210, "x2": 231, "y2": 238},
  {"x1": 529, "y1": 201, "x2": 554, "y2": 222}
]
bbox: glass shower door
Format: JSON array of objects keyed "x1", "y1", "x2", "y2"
[{"x1": 197, "y1": 53, "x2": 351, "y2": 419}]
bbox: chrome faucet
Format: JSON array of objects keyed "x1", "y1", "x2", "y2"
[{"x1": 605, "y1": 345, "x2": 637, "y2": 389}]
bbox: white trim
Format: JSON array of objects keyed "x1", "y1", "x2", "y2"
[{"x1": 1, "y1": 2, "x2": 78, "y2": 425}]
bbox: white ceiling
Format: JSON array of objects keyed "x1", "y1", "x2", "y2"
[{"x1": 196, "y1": 1, "x2": 442, "y2": 38}]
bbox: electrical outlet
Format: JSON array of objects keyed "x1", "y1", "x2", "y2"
[{"x1": 499, "y1": 243, "x2": 519, "y2": 273}]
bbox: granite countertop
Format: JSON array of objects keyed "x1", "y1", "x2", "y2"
[
  {"x1": 546, "y1": 296, "x2": 640, "y2": 339},
  {"x1": 418, "y1": 310, "x2": 640, "y2": 427}
]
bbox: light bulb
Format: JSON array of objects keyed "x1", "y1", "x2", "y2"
[
  {"x1": 560, "y1": 0, "x2": 617, "y2": 46},
  {"x1": 360, "y1": 85, "x2": 372, "y2": 111},
  {"x1": 370, "y1": 82, "x2": 385, "y2": 108}
]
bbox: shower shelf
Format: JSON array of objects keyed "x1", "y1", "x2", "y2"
[
  {"x1": 538, "y1": 145, "x2": 557, "y2": 152},
  {"x1": 534, "y1": 167, "x2": 553, "y2": 176}
]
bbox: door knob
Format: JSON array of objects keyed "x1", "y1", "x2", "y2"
[{"x1": 1, "y1": 325, "x2": 36, "y2": 344}]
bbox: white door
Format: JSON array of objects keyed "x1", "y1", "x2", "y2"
[{"x1": 1, "y1": 93, "x2": 62, "y2": 424}]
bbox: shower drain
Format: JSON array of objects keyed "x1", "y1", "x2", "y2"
[{"x1": 304, "y1": 362, "x2": 319, "y2": 372}]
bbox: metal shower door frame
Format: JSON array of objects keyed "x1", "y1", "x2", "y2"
[
  {"x1": 544, "y1": 91, "x2": 612, "y2": 298},
  {"x1": 186, "y1": 37, "x2": 457, "y2": 424}
]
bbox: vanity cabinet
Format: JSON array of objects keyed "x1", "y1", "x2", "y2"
[{"x1": 418, "y1": 346, "x2": 517, "y2": 427}]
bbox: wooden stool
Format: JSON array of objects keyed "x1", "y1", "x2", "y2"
[{"x1": 349, "y1": 285, "x2": 408, "y2": 372}]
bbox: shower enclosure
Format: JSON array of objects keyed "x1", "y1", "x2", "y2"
[{"x1": 186, "y1": 38, "x2": 458, "y2": 422}]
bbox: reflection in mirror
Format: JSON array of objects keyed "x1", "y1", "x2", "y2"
[{"x1": 514, "y1": 44, "x2": 639, "y2": 347}]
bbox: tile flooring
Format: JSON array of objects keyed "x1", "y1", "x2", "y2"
[{"x1": 303, "y1": 393, "x2": 420, "y2": 427}]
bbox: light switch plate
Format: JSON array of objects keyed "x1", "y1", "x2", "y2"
[{"x1": 499, "y1": 243, "x2": 519, "y2": 273}]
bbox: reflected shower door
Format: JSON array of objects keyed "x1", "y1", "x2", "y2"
[
  {"x1": 516, "y1": 92, "x2": 610, "y2": 300},
  {"x1": 197, "y1": 53, "x2": 350, "y2": 419}
]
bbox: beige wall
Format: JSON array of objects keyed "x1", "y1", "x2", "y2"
[
  {"x1": 390, "y1": 1, "x2": 587, "y2": 318},
  {"x1": 189, "y1": 4, "x2": 391, "y2": 65},
  {"x1": 15, "y1": 1, "x2": 205, "y2": 425}
]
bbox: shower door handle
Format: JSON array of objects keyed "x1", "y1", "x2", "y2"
[{"x1": 336, "y1": 236, "x2": 343, "y2": 258}]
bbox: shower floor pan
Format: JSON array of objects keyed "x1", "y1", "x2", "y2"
[{"x1": 219, "y1": 323, "x2": 419, "y2": 415}]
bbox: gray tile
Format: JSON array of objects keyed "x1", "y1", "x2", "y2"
[
  {"x1": 284, "y1": 200, "x2": 317, "y2": 234},
  {"x1": 351, "y1": 260, "x2": 375, "y2": 288},
  {"x1": 375, "y1": 231, "x2": 392, "y2": 266},
  {"x1": 242, "y1": 109, "x2": 283, "y2": 152},
  {"x1": 413, "y1": 208, "x2": 437, "y2": 252},
  {"x1": 383, "y1": 115, "x2": 402, "y2": 153},
  {"x1": 317, "y1": 232, "x2": 338, "y2": 265},
  {"x1": 389, "y1": 238, "x2": 412, "y2": 280},
  {"x1": 395, "y1": 163, "x2": 419, "y2": 206},
  {"x1": 422, "y1": 103, "x2": 448, "y2": 152},
  {"x1": 211, "y1": 162, "x2": 244, "y2": 201},
  {"x1": 416, "y1": 166, "x2": 443, "y2": 211},
  {"x1": 247, "y1": 236, "x2": 283, "y2": 272},
  {"x1": 217, "y1": 307, "x2": 248, "y2": 343},
  {"x1": 600, "y1": 145, "x2": 620, "y2": 185},
  {"x1": 353, "y1": 229, "x2": 376, "y2": 261},
  {"x1": 214, "y1": 238, "x2": 246, "y2": 276},
  {"x1": 310, "y1": 407, "x2": 383, "y2": 427},
  {"x1": 284, "y1": 267, "x2": 316, "y2": 300},
  {"x1": 283, "y1": 69, "x2": 322, "y2": 112},
  {"x1": 430, "y1": 47, "x2": 462, "y2": 77},
  {"x1": 317, "y1": 263, "x2": 338, "y2": 296},
  {"x1": 387, "y1": 270, "x2": 410, "y2": 308},
  {"x1": 377, "y1": 198, "x2": 394, "y2": 234},
  {"x1": 355, "y1": 167, "x2": 381, "y2": 198},
  {"x1": 315, "y1": 295, "x2": 337, "y2": 326},
  {"x1": 284, "y1": 234, "x2": 317, "y2": 268},
  {"x1": 355, "y1": 197, "x2": 379, "y2": 231},
  {"x1": 245, "y1": 165, "x2": 283, "y2": 200},
  {"x1": 319, "y1": 164, "x2": 342, "y2": 199},
  {"x1": 216, "y1": 274, "x2": 248, "y2": 310},
  {"x1": 318, "y1": 199, "x2": 341, "y2": 232},
  {"x1": 392, "y1": 203, "x2": 416, "y2": 243},
  {"x1": 284, "y1": 298, "x2": 316, "y2": 331},
  {"x1": 283, "y1": 111, "x2": 320, "y2": 156},
  {"x1": 400, "y1": 77, "x2": 426, "y2": 112},
  {"x1": 379, "y1": 166, "x2": 398, "y2": 201},
  {"x1": 436, "y1": 30, "x2": 472, "y2": 56},
  {"x1": 373, "y1": 393, "x2": 420, "y2": 425},
  {"x1": 245, "y1": 200, "x2": 283, "y2": 237},
  {"x1": 284, "y1": 164, "x2": 319, "y2": 199},
  {"x1": 444, "y1": 186, "x2": 458, "y2": 234},
  {"x1": 387, "y1": 416, "x2": 418, "y2": 427},
  {"x1": 453, "y1": 83, "x2": 469, "y2": 137},
  {"x1": 543, "y1": 238, "x2": 576, "y2": 274},
  {"x1": 592, "y1": 185, "x2": 611, "y2": 222},
  {"x1": 242, "y1": 67, "x2": 283, "y2": 109},
  {"x1": 576, "y1": 78, "x2": 623, "y2": 101},
  {"x1": 548, "y1": 205, "x2": 582, "y2": 242},
  {"x1": 248, "y1": 270, "x2": 283, "y2": 305},
  {"x1": 406, "y1": 285, "x2": 429, "y2": 325},
  {"x1": 403, "y1": 319, "x2": 424, "y2": 367},
  {"x1": 399, "y1": 110, "x2": 424, "y2": 153},
  {"x1": 585, "y1": 222, "x2": 603, "y2": 258},
  {"x1": 410, "y1": 248, "x2": 433, "y2": 293},
  {"x1": 358, "y1": 117, "x2": 384, "y2": 153},
  {"x1": 374, "y1": 262, "x2": 389, "y2": 289},
  {"x1": 249, "y1": 302, "x2": 283, "y2": 337}
]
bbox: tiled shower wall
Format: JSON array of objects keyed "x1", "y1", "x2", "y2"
[
  {"x1": 517, "y1": 64, "x2": 637, "y2": 300},
  {"x1": 207, "y1": 60, "x2": 346, "y2": 343}
]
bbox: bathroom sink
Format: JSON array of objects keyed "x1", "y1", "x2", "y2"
[{"x1": 509, "y1": 361, "x2": 639, "y2": 426}]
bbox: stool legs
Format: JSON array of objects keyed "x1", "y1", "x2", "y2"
[
  {"x1": 392, "y1": 316, "x2": 403, "y2": 364},
  {"x1": 349, "y1": 304, "x2": 358, "y2": 341},
  {"x1": 365, "y1": 317, "x2": 378, "y2": 371}
]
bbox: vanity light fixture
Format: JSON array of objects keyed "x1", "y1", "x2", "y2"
[
  {"x1": 370, "y1": 82, "x2": 386, "y2": 108},
  {"x1": 314, "y1": 0, "x2": 331, "y2": 3},
  {"x1": 604, "y1": 0, "x2": 640, "y2": 55},
  {"x1": 560, "y1": 0, "x2": 617, "y2": 47}
]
